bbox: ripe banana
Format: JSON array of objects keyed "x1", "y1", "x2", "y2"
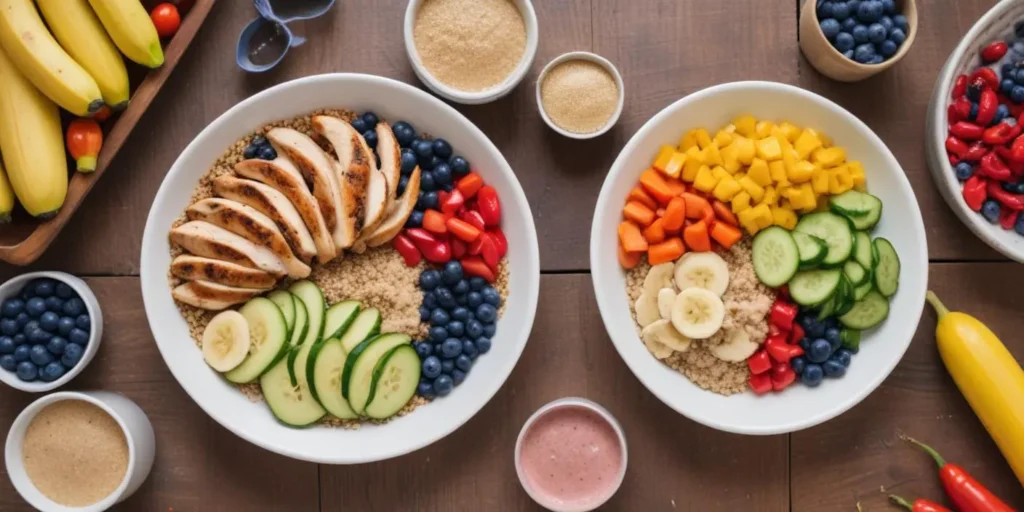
[
  {"x1": 674, "y1": 252, "x2": 730, "y2": 297},
  {"x1": 37, "y1": 0, "x2": 131, "y2": 109},
  {"x1": 0, "y1": 46, "x2": 68, "y2": 218},
  {"x1": 0, "y1": 0, "x2": 104, "y2": 116},
  {"x1": 0, "y1": 161, "x2": 15, "y2": 223},
  {"x1": 88, "y1": 0, "x2": 165, "y2": 68},
  {"x1": 202, "y1": 311, "x2": 252, "y2": 372}
]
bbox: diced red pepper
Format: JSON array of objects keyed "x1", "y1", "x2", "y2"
[
  {"x1": 765, "y1": 334, "x2": 792, "y2": 363},
  {"x1": 999, "y1": 207, "x2": 1020, "y2": 230},
  {"x1": 770, "y1": 363, "x2": 797, "y2": 391},
  {"x1": 949, "y1": 121, "x2": 984, "y2": 140},
  {"x1": 945, "y1": 135, "x2": 968, "y2": 157},
  {"x1": 987, "y1": 180, "x2": 1024, "y2": 210},
  {"x1": 962, "y1": 175, "x2": 988, "y2": 211},
  {"x1": 769, "y1": 301, "x2": 798, "y2": 331},
  {"x1": 476, "y1": 186, "x2": 501, "y2": 226},
  {"x1": 976, "y1": 89, "x2": 998, "y2": 126},
  {"x1": 456, "y1": 172, "x2": 484, "y2": 198},
  {"x1": 747, "y1": 350, "x2": 772, "y2": 375},
  {"x1": 749, "y1": 372, "x2": 772, "y2": 395},
  {"x1": 461, "y1": 210, "x2": 486, "y2": 231},
  {"x1": 488, "y1": 228, "x2": 508, "y2": 258},
  {"x1": 789, "y1": 323, "x2": 805, "y2": 345},
  {"x1": 446, "y1": 217, "x2": 482, "y2": 242},
  {"x1": 391, "y1": 234, "x2": 421, "y2": 267},
  {"x1": 970, "y1": 68, "x2": 1000, "y2": 92},
  {"x1": 461, "y1": 256, "x2": 496, "y2": 282},
  {"x1": 441, "y1": 189, "x2": 465, "y2": 216},
  {"x1": 451, "y1": 237, "x2": 467, "y2": 259},
  {"x1": 983, "y1": 122, "x2": 1021, "y2": 146},
  {"x1": 981, "y1": 41, "x2": 1008, "y2": 63},
  {"x1": 422, "y1": 209, "x2": 448, "y2": 234},
  {"x1": 952, "y1": 74, "x2": 968, "y2": 99}
]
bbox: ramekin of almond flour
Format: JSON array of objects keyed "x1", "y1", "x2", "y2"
[{"x1": 537, "y1": 52, "x2": 624, "y2": 139}]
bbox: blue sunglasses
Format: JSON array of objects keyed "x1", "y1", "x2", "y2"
[{"x1": 236, "y1": 0, "x2": 336, "y2": 72}]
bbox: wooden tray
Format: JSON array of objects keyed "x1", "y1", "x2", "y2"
[{"x1": 0, "y1": 0, "x2": 217, "y2": 265}]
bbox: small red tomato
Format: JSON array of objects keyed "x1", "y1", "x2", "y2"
[
  {"x1": 746, "y1": 350, "x2": 771, "y2": 375},
  {"x1": 475, "y1": 186, "x2": 501, "y2": 226},
  {"x1": 981, "y1": 41, "x2": 1008, "y2": 63},
  {"x1": 749, "y1": 373, "x2": 772, "y2": 395},
  {"x1": 151, "y1": 3, "x2": 181, "y2": 39}
]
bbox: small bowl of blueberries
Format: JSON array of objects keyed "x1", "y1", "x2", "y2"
[
  {"x1": 0, "y1": 272, "x2": 102, "y2": 393},
  {"x1": 799, "y1": 0, "x2": 918, "y2": 82}
]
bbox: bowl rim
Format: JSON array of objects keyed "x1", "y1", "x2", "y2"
[
  {"x1": 535, "y1": 51, "x2": 625, "y2": 140},
  {"x1": 139, "y1": 73, "x2": 542, "y2": 463},
  {"x1": 402, "y1": 0, "x2": 540, "y2": 105},
  {"x1": 0, "y1": 271, "x2": 103, "y2": 393},
  {"x1": 589, "y1": 80, "x2": 928, "y2": 435}
]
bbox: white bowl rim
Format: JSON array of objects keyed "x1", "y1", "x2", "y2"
[
  {"x1": 535, "y1": 51, "x2": 625, "y2": 140},
  {"x1": 590, "y1": 80, "x2": 928, "y2": 435}
]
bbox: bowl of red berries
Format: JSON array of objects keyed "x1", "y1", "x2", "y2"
[{"x1": 927, "y1": 0, "x2": 1024, "y2": 262}]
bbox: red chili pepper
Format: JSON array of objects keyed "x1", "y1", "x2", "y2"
[
  {"x1": 748, "y1": 372, "x2": 772, "y2": 394},
  {"x1": 952, "y1": 74, "x2": 968, "y2": 99},
  {"x1": 888, "y1": 495, "x2": 953, "y2": 512},
  {"x1": 747, "y1": 350, "x2": 771, "y2": 375},
  {"x1": 769, "y1": 301, "x2": 798, "y2": 331},
  {"x1": 961, "y1": 142, "x2": 988, "y2": 162},
  {"x1": 789, "y1": 323, "x2": 805, "y2": 345},
  {"x1": 981, "y1": 41, "x2": 1008, "y2": 63},
  {"x1": 962, "y1": 175, "x2": 988, "y2": 211},
  {"x1": 987, "y1": 180, "x2": 1024, "y2": 209},
  {"x1": 476, "y1": 186, "x2": 502, "y2": 226},
  {"x1": 770, "y1": 363, "x2": 796, "y2": 391},
  {"x1": 980, "y1": 152, "x2": 1012, "y2": 181},
  {"x1": 461, "y1": 256, "x2": 496, "y2": 282},
  {"x1": 976, "y1": 89, "x2": 998, "y2": 126},
  {"x1": 970, "y1": 68, "x2": 1000, "y2": 92},
  {"x1": 391, "y1": 234, "x2": 421, "y2": 267},
  {"x1": 945, "y1": 135, "x2": 968, "y2": 157},
  {"x1": 999, "y1": 207, "x2": 1020, "y2": 229},
  {"x1": 982, "y1": 122, "x2": 1021, "y2": 145},
  {"x1": 902, "y1": 436, "x2": 1015, "y2": 512},
  {"x1": 440, "y1": 189, "x2": 465, "y2": 216},
  {"x1": 950, "y1": 121, "x2": 984, "y2": 140},
  {"x1": 488, "y1": 228, "x2": 508, "y2": 258}
]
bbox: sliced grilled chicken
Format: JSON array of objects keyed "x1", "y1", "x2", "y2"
[
  {"x1": 366, "y1": 168, "x2": 422, "y2": 247},
  {"x1": 172, "y1": 280, "x2": 263, "y2": 311},
  {"x1": 312, "y1": 116, "x2": 372, "y2": 234},
  {"x1": 375, "y1": 122, "x2": 402, "y2": 207},
  {"x1": 213, "y1": 174, "x2": 338, "y2": 263},
  {"x1": 267, "y1": 128, "x2": 357, "y2": 250},
  {"x1": 187, "y1": 198, "x2": 311, "y2": 279},
  {"x1": 170, "y1": 255, "x2": 277, "y2": 290},
  {"x1": 169, "y1": 220, "x2": 287, "y2": 278}
]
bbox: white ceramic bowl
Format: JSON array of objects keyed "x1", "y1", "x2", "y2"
[
  {"x1": 0, "y1": 272, "x2": 103, "y2": 393},
  {"x1": 403, "y1": 0, "x2": 539, "y2": 104},
  {"x1": 590, "y1": 81, "x2": 928, "y2": 435},
  {"x1": 5, "y1": 391, "x2": 155, "y2": 512},
  {"x1": 140, "y1": 74, "x2": 540, "y2": 463},
  {"x1": 535, "y1": 51, "x2": 625, "y2": 139},
  {"x1": 926, "y1": 0, "x2": 1024, "y2": 262}
]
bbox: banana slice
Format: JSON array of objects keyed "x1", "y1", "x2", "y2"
[
  {"x1": 201, "y1": 310, "x2": 251, "y2": 372},
  {"x1": 642, "y1": 319, "x2": 692, "y2": 353},
  {"x1": 643, "y1": 262, "x2": 676, "y2": 297},
  {"x1": 671, "y1": 288, "x2": 726, "y2": 339},
  {"x1": 657, "y1": 288, "x2": 675, "y2": 320},
  {"x1": 640, "y1": 321, "x2": 674, "y2": 360},
  {"x1": 634, "y1": 292, "x2": 660, "y2": 328},
  {"x1": 674, "y1": 252, "x2": 730, "y2": 297},
  {"x1": 709, "y1": 329, "x2": 758, "y2": 362}
]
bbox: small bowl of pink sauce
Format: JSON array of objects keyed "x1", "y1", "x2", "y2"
[{"x1": 515, "y1": 397, "x2": 627, "y2": 512}]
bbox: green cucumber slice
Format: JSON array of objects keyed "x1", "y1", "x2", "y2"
[
  {"x1": 853, "y1": 280, "x2": 873, "y2": 301},
  {"x1": 830, "y1": 190, "x2": 883, "y2": 230},
  {"x1": 752, "y1": 226, "x2": 800, "y2": 287},
  {"x1": 788, "y1": 269, "x2": 843, "y2": 306},
  {"x1": 853, "y1": 232, "x2": 874, "y2": 271},
  {"x1": 841, "y1": 329, "x2": 861, "y2": 353},
  {"x1": 289, "y1": 280, "x2": 325, "y2": 346},
  {"x1": 308, "y1": 337, "x2": 357, "y2": 419},
  {"x1": 340, "y1": 308, "x2": 382, "y2": 352},
  {"x1": 838, "y1": 290, "x2": 890, "y2": 330},
  {"x1": 364, "y1": 345, "x2": 421, "y2": 420},
  {"x1": 288, "y1": 294, "x2": 309, "y2": 347},
  {"x1": 872, "y1": 238, "x2": 900, "y2": 297},
  {"x1": 792, "y1": 231, "x2": 828, "y2": 269},
  {"x1": 224, "y1": 298, "x2": 289, "y2": 384},
  {"x1": 843, "y1": 260, "x2": 868, "y2": 287},
  {"x1": 260, "y1": 351, "x2": 325, "y2": 427},
  {"x1": 794, "y1": 212, "x2": 854, "y2": 267},
  {"x1": 817, "y1": 293, "x2": 837, "y2": 320},
  {"x1": 342, "y1": 333, "x2": 411, "y2": 414},
  {"x1": 323, "y1": 300, "x2": 361, "y2": 340},
  {"x1": 268, "y1": 290, "x2": 296, "y2": 335},
  {"x1": 833, "y1": 276, "x2": 855, "y2": 317}
]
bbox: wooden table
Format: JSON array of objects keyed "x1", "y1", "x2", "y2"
[{"x1": 1, "y1": 0, "x2": 1022, "y2": 510}]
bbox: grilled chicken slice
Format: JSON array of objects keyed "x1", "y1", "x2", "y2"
[
  {"x1": 267, "y1": 128, "x2": 357, "y2": 250},
  {"x1": 169, "y1": 220, "x2": 287, "y2": 278},
  {"x1": 170, "y1": 255, "x2": 277, "y2": 289},
  {"x1": 312, "y1": 116, "x2": 372, "y2": 233},
  {"x1": 187, "y1": 198, "x2": 311, "y2": 279},
  {"x1": 172, "y1": 280, "x2": 263, "y2": 311},
  {"x1": 375, "y1": 122, "x2": 402, "y2": 207},
  {"x1": 366, "y1": 168, "x2": 421, "y2": 247},
  {"x1": 232, "y1": 157, "x2": 323, "y2": 264},
  {"x1": 213, "y1": 175, "x2": 338, "y2": 263}
]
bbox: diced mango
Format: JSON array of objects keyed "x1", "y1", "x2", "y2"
[
  {"x1": 714, "y1": 130, "x2": 734, "y2": 148},
  {"x1": 737, "y1": 207, "x2": 762, "y2": 235},
  {"x1": 712, "y1": 166, "x2": 731, "y2": 181},
  {"x1": 731, "y1": 191, "x2": 752, "y2": 213},
  {"x1": 738, "y1": 176, "x2": 765, "y2": 203},
  {"x1": 701, "y1": 142, "x2": 723, "y2": 166},
  {"x1": 768, "y1": 160, "x2": 788, "y2": 183},
  {"x1": 789, "y1": 183, "x2": 817, "y2": 209},
  {"x1": 712, "y1": 176, "x2": 743, "y2": 201},
  {"x1": 721, "y1": 143, "x2": 742, "y2": 173},
  {"x1": 695, "y1": 128, "x2": 713, "y2": 149},
  {"x1": 771, "y1": 206, "x2": 798, "y2": 230},
  {"x1": 754, "y1": 121, "x2": 775, "y2": 139},
  {"x1": 761, "y1": 185, "x2": 778, "y2": 207},
  {"x1": 692, "y1": 165, "x2": 718, "y2": 192},
  {"x1": 680, "y1": 130, "x2": 700, "y2": 151},
  {"x1": 778, "y1": 122, "x2": 802, "y2": 143},
  {"x1": 811, "y1": 166, "x2": 830, "y2": 194},
  {"x1": 829, "y1": 166, "x2": 855, "y2": 194},
  {"x1": 794, "y1": 130, "x2": 823, "y2": 159},
  {"x1": 750, "y1": 203, "x2": 774, "y2": 229},
  {"x1": 848, "y1": 160, "x2": 866, "y2": 185},
  {"x1": 653, "y1": 145, "x2": 676, "y2": 172},
  {"x1": 755, "y1": 137, "x2": 783, "y2": 161},
  {"x1": 747, "y1": 158, "x2": 772, "y2": 186},
  {"x1": 733, "y1": 171, "x2": 746, "y2": 181},
  {"x1": 681, "y1": 147, "x2": 702, "y2": 182},
  {"x1": 662, "y1": 151, "x2": 687, "y2": 178},
  {"x1": 733, "y1": 115, "x2": 757, "y2": 137},
  {"x1": 804, "y1": 128, "x2": 832, "y2": 148},
  {"x1": 787, "y1": 160, "x2": 816, "y2": 183},
  {"x1": 812, "y1": 147, "x2": 846, "y2": 168},
  {"x1": 723, "y1": 124, "x2": 737, "y2": 133},
  {"x1": 782, "y1": 147, "x2": 800, "y2": 174},
  {"x1": 733, "y1": 136, "x2": 756, "y2": 165}
]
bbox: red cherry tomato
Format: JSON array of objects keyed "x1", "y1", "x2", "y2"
[{"x1": 151, "y1": 3, "x2": 181, "y2": 38}]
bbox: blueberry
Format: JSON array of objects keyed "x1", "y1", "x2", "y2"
[
  {"x1": 61, "y1": 343, "x2": 84, "y2": 367},
  {"x1": 954, "y1": 162, "x2": 974, "y2": 181},
  {"x1": 892, "y1": 14, "x2": 907, "y2": 31},
  {"x1": 45, "y1": 296, "x2": 64, "y2": 313},
  {"x1": 854, "y1": 42, "x2": 877, "y2": 63},
  {"x1": 880, "y1": 39, "x2": 898, "y2": 57},
  {"x1": 21, "y1": 320, "x2": 39, "y2": 337},
  {"x1": 433, "y1": 162, "x2": 453, "y2": 186},
  {"x1": 429, "y1": 326, "x2": 448, "y2": 343},
  {"x1": 451, "y1": 306, "x2": 470, "y2": 322},
  {"x1": 843, "y1": 50, "x2": 855, "y2": 59},
  {"x1": 438, "y1": 286, "x2": 458, "y2": 309},
  {"x1": 468, "y1": 277, "x2": 487, "y2": 291},
  {"x1": 0, "y1": 355, "x2": 14, "y2": 371},
  {"x1": 362, "y1": 130, "x2": 378, "y2": 149},
  {"x1": 33, "y1": 279, "x2": 55, "y2": 297},
  {"x1": 12, "y1": 333, "x2": 24, "y2": 346},
  {"x1": 2, "y1": 299, "x2": 24, "y2": 318},
  {"x1": 791, "y1": 356, "x2": 807, "y2": 375},
  {"x1": 808, "y1": 338, "x2": 832, "y2": 363},
  {"x1": 417, "y1": 151, "x2": 436, "y2": 171},
  {"x1": 856, "y1": 0, "x2": 880, "y2": 22},
  {"x1": 417, "y1": 380, "x2": 436, "y2": 398},
  {"x1": 440, "y1": 358, "x2": 455, "y2": 374},
  {"x1": 878, "y1": 14, "x2": 893, "y2": 32},
  {"x1": 475, "y1": 337, "x2": 492, "y2": 354},
  {"x1": 15, "y1": 312, "x2": 28, "y2": 329},
  {"x1": 243, "y1": 144, "x2": 259, "y2": 160},
  {"x1": 475, "y1": 304, "x2": 497, "y2": 324},
  {"x1": 820, "y1": 18, "x2": 841, "y2": 40},
  {"x1": 69, "y1": 328, "x2": 89, "y2": 346},
  {"x1": 817, "y1": 0, "x2": 834, "y2": 19},
  {"x1": 406, "y1": 210, "x2": 424, "y2": 231},
  {"x1": 452, "y1": 280, "x2": 469, "y2": 297},
  {"x1": 980, "y1": 199, "x2": 1001, "y2": 223},
  {"x1": 26, "y1": 297, "x2": 46, "y2": 317},
  {"x1": 994, "y1": 104, "x2": 1011, "y2": 125},
  {"x1": 57, "y1": 317, "x2": 75, "y2": 336},
  {"x1": 451, "y1": 369, "x2": 466, "y2": 386},
  {"x1": 421, "y1": 191, "x2": 440, "y2": 210},
  {"x1": 46, "y1": 335, "x2": 68, "y2": 355},
  {"x1": 1011, "y1": 86, "x2": 1024, "y2": 104},
  {"x1": 30, "y1": 328, "x2": 50, "y2": 344},
  {"x1": 393, "y1": 121, "x2": 415, "y2": 146},
  {"x1": 466, "y1": 292, "x2": 483, "y2": 310},
  {"x1": 442, "y1": 261, "x2": 463, "y2": 285},
  {"x1": 428, "y1": 138, "x2": 451, "y2": 160},
  {"x1": 889, "y1": 27, "x2": 906, "y2": 45},
  {"x1": 0, "y1": 336, "x2": 13, "y2": 354},
  {"x1": 455, "y1": 353, "x2": 473, "y2": 372},
  {"x1": 825, "y1": 327, "x2": 842, "y2": 351},
  {"x1": 422, "y1": 355, "x2": 442, "y2": 379},
  {"x1": 462, "y1": 339, "x2": 478, "y2": 359},
  {"x1": 30, "y1": 344, "x2": 53, "y2": 365},
  {"x1": 258, "y1": 145, "x2": 277, "y2": 160},
  {"x1": 450, "y1": 156, "x2": 470, "y2": 175},
  {"x1": 841, "y1": 17, "x2": 857, "y2": 32},
  {"x1": 1002, "y1": 78, "x2": 1016, "y2": 96},
  {"x1": 39, "y1": 362, "x2": 64, "y2": 382},
  {"x1": 880, "y1": 0, "x2": 894, "y2": 13},
  {"x1": 433, "y1": 374, "x2": 454, "y2": 396},
  {"x1": 0, "y1": 319, "x2": 17, "y2": 336},
  {"x1": 415, "y1": 341, "x2": 433, "y2": 359},
  {"x1": 867, "y1": 23, "x2": 886, "y2": 44},
  {"x1": 969, "y1": 103, "x2": 979, "y2": 121},
  {"x1": 15, "y1": 361, "x2": 37, "y2": 381},
  {"x1": 466, "y1": 319, "x2": 484, "y2": 339},
  {"x1": 400, "y1": 151, "x2": 418, "y2": 175},
  {"x1": 832, "y1": 1, "x2": 850, "y2": 20},
  {"x1": 414, "y1": 139, "x2": 434, "y2": 159},
  {"x1": 39, "y1": 311, "x2": 59, "y2": 332},
  {"x1": 56, "y1": 283, "x2": 73, "y2": 299},
  {"x1": 447, "y1": 320, "x2": 465, "y2": 338},
  {"x1": 420, "y1": 171, "x2": 436, "y2": 192},
  {"x1": 430, "y1": 308, "x2": 450, "y2": 326},
  {"x1": 835, "y1": 32, "x2": 855, "y2": 52},
  {"x1": 801, "y1": 363, "x2": 824, "y2": 387},
  {"x1": 483, "y1": 323, "x2": 496, "y2": 338},
  {"x1": 798, "y1": 337, "x2": 811, "y2": 352},
  {"x1": 351, "y1": 118, "x2": 368, "y2": 134},
  {"x1": 440, "y1": 338, "x2": 462, "y2": 359},
  {"x1": 419, "y1": 269, "x2": 441, "y2": 291},
  {"x1": 250, "y1": 134, "x2": 268, "y2": 147},
  {"x1": 852, "y1": 24, "x2": 869, "y2": 43},
  {"x1": 423, "y1": 293, "x2": 437, "y2": 310},
  {"x1": 481, "y1": 287, "x2": 501, "y2": 307},
  {"x1": 823, "y1": 359, "x2": 847, "y2": 378},
  {"x1": 834, "y1": 348, "x2": 853, "y2": 367},
  {"x1": 13, "y1": 344, "x2": 30, "y2": 363},
  {"x1": 62, "y1": 298, "x2": 84, "y2": 317}
]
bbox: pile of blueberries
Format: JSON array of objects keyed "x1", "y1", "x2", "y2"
[
  {"x1": 242, "y1": 134, "x2": 278, "y2": 161},
  {"x1": 388, "y1": 121, "x2": 473, "y2": 229},
  {"x1": 0, "y1": 279, "x2": 92, "y2": 383},
  {"x1": 414, "y1": 261, "x2": 499, "y2": 398},
  {"x1": 789, "y1": 308, "x2": 857, "y2": 388},
  {"x1": 816, "y1": 0, "x2": 910, "y2": 65}
]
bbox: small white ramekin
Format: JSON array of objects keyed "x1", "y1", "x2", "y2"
[
  {"x1": 0, "y1": 272, "x2": 103, "y2": 393},
  {"x1": 514, "y1": 397, "x2": 628, "y2": 512},
  {"x1": 403, "y1": 0, "x2": 539, "y2": 105},
  {"x1": 5, "y1": 391, "x2": 156, "y2": 512},
  {"x1": 536, "y1": 51, "x2": 625, "y2": 139}
]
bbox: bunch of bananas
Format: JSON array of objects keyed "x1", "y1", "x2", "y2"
[{"x1": 0, "y1": 0, "x2": 164, "y2": 220}]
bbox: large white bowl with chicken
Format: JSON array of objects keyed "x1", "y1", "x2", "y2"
[{"x1": 139, "y1": 74, "x2": 540, "y2": 463}]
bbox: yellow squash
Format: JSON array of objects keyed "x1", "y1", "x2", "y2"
[{"x1": 926, "y1": 291, "x2": 1024, "y2": 486}]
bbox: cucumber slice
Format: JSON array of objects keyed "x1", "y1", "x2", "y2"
[
  {"x1": 288, "y1": 294, "x2": 309, "y2": 347},
  {"x1": 342, "y1": 333, "x2": 411, "y2": 414},
  {"x1": 751, "y1": 227, "x2": 800, "y2": 287},
  {"x1": 841, "y1": 329, "x2": 861, "y2": 353},
  {"x1": 268, "y1": 290, "x2": 296, "y2": 335},
  {"x1": 792, "y1": 231, "x2": 828, "y2": 269},
  {"x1": 853, "y1": 280, "x2": 872, "y2": 301},
  {"x1": 364, "y1": 345, "x2": 421, "y2": 420},
  {"x1": 323, "y1": 301, "x2": 361, "y2": 340},
  {"x1": 260, "y1": 351, "x2": 325, "y2": 427},
  {"x1": 853, "y1": 232, "x2": 874, "y2": 270},
  {"x1": 794, "y1": 212, "x2": 854, "y2": 267},
  {"x1": 289, "y1": 280, "x2": 325, "y2": 346},
  {"x1": 340, "y1": 308, "x2": 383, "y2": 352},
  {"x1": 308, "y1": 338, "x2": 358, "y2": 419},
  {"x1": 225, "y1": 298, "x2": 289, "y2": 383},
  {"x1": 843, "y1": 260, "x2": 868, "y2": 287},
  {"x1": 830, "y1": 190, "x2": 883, "y2": 230},
  {"x1": 833, "y1": 276, "x2": 855, "y2": 317},
  {"x1": 872, "y1": 238, "x2": 900, "y2": 297},
  {"x1": 838, "y1": 290, "x2": 890, "y2": 330},
  {"x1": 817, "y1": 293, "x2": 837, "y2": 320},
  {"x1": 788, "y1": 268, "x2": 843, "y2": 306}
]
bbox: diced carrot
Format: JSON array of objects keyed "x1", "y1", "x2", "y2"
[
  {"x1": 618, "y1": 242, "x2": 642, "y2": 269},
  {"x1": 642, "y1": 218, "x2": 666, "y2": 243},
  {"x1": 681, "y1": 192, "x2": 711, "y2": 219},
  {"x1": 701, "y1": 204, "x2": 716, "y2": 229},
  {"x1": 665, "y1": 179, "x2": 687, "y2": 197},
  {"x1": 648, "y1": 237, "x2": 686, "y2": 265},
  {"x1": 683, "y1": 221, "x2": 711, "y2": 252},
  {"x1": 656, "y1": 208, "x2": 666, "y2": 217},
  {"x1": 639, "y1": 168, "x2": 674, "y2": 205},
  {"x1": 422, "y1": 209, "x2": 448, "y2": 234},
  {"x1": 711, "y1": 222, "x2": 743, "y2": 249},
  {"x1": 618, "y1": 221, "x2": 648, "y2": 252},
  {"x1": 712, "y1": 200, "x2": 739, "y2": 227},
  {"x1": 628, "y1": 186, "x2": 657, "y2": 210},
  {"x1": 446, "y1": 217, "x2": 482, "y2": 242},
  {"x1": 661, "y1": 197, "x2": 686, "y2": 231},
  {"x1": 623, "y1": 200, "x2": 656, "y2": 226}
]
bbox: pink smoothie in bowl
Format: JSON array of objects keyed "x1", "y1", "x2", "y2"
[{"x1": 515, "y1": 398, "x2": 627, "y2": 512}]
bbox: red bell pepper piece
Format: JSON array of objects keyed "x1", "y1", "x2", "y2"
[
  {"x1": 987, "y1": 180, "x2": 1024, "y2": 209},
  {"x1": 777, "y1": 284, "x2": 789, "y2": 300},
  {"x1": 770, "y1": 363, "x2": 796, "y2": 391},
  {"x1": 970, "y1": 68, "x2": 1000, "y2": 93},
  {"x1": 476, "y1": 186, "x2": 501, "y2": 226},
  {"x1": 981, "y1": 41, "x2": 1008, "y2": 63},
  {"x1": 999, "y1": 208, "x2": 1020, "y2": 230},
  {"x1": 979, "y1": 152, "x2": 1012, "y2": 181},
  {"x1": 461, "y1": 256, "x2": 496, "y2": 282},
  {"x1": 769, "y1": 301, "x2": 798, "y2": 331},
  {"x1": 488, "y1": 228, "x2": 508, "y2": 258},
  {"x1": 440, "y1": 189, "x2": 465, "y2": 216},
  {"x1": 976, "y1": 89, "x2": 998, "y2": 126},
  {"x1": 461, "y1": 210, "x2": 486, "y2": 231},
  {"x1": 451, "y1": 237, "x2": 467, "y2": 259},
  {"x1": 748, "y1": 372, "x2": 772, "y2": 395},
  {"x1": 765, "y1": 334, "x2": 794, "y2": 363},
  {"x1": 422, "y1": 209, "x2": 448, "y2": 234},
  {"x1": 446, "y1": 217, "x2": 481, "y2": 242},
  {"x1": 982, "y1": 122, "x2": 1021, "y2": 146},
  {"x1": 949, "y1": 121, "x2": 984, "y2": 140},
  {"x1": 961, "y1": 175, "x2": 987, "y2": 211},
  {"x1": 951, "y1": 74, "x2": 968, "y2": 99},
  {"x1": 902, "y1": 436, "x2": 1015, "y2": 512},
  {"x1": 888, "y1": 495, "x2": 953, "y2": 512},
  {"x1": 788, "y1": 323, "x2": 805, "y2": 345},
  {"x1": 456, "y1": 172, "x2": 484, "y2": 198},
  {"x1": 391, "y1": 234, "x2": 421, "y2": 267},
  {"x1": 747, "y1": 350, "x2": 771, "y2": 375},
  {"x1": 945, "y1": 135, "x2": 968, "y2": 157}
]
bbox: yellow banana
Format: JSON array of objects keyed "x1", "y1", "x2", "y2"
[
  {"x1": 0, "y1": 46, "x2": 68, "y2": 219},
  {"x1": 88, "y1": 0, "x2": 164, "y2": 68},
  {"x1": 0, "y1": 160, "x2": 15, "y2": 223},
  {"x1": 0, "y1": 0, "x2": 104, "y2": 116},
  {"x1": 37, "y1": 0, "x2": 130, "y2": 110}
]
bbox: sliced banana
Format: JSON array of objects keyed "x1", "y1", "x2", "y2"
[
  {"x1": 643, "y1": 262, "x2": 676, "y2": 297},
  {"x1": 709, "y1": 329, "x2": 758, "y2": 362},
  {"x1": 640, "y1": 322, "x2": 674, "y2": 360},
  {"x1": 671, "y1": 287, "x2": 726, "y2": 339},
  {"x1": 674, "y1": 252, "x2": 730, "y2": 297},
  {"x1": 657, "y1": 288, "x2": 675, "y2": 320},
  {"x1": 201, "y1": 310, "x2": 252, "y2": 372},
  {"x1": 634, "y1": 292, "x2": 661, "y2": 328},
  {"x1": 643, "y1": 319, "x2": 692, "y2": 353}
]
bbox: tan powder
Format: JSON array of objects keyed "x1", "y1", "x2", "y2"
[
  {"x1": 413, "y1": 0, "x2": 527, "y2": 92},
  {"x1": 541, "y1": 60, "x2": 619, "y2": 134},
  {"x1": 22, "y1": 400, "x2": 128, "y2": 507}
]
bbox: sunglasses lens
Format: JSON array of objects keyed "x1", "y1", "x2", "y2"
[
  {"x1": 264, "y1": 0, "x2": 335, "y2": 21},
  {"x1": 236, "y1": 17, "x2": 292, "y2": 72}
]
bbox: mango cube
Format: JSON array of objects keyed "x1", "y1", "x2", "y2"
[
  {"x1": 829, "y1": 166, "x2": 855, "y2": 194},
  {"x1": 733, "y1": 136, "x2": 756, "y2": 165},
  {"x1": 750, "y1": 203, "x2": 774, "y2": 228},
  {"x1": 662, "y1": 151, "x2": 686, "y2": 178},
  {"x1": 737, "y1": 208, "x2": 762, "y2": 235},
  {"x1": 701, "y1": 142, "x2": 723, "y2": 166},
  {"x1": 712, "y1": 166, "x2": 731, "y2": 181},
  {"x1": 747, "y1": 158, "x2": 772, "y2": 186},
  {"x1": 771, "y1": 206, "x2": 798, "y2": 229},
  {"x1": 695, "y1": 128, "x2": 713, "y2": 149},
  {"x1": 680, "y1": 130, "x2": 700, "y2": 151},
  {"x1": 787, "y1": 160, "x2": 816, "y2": 183},
  {"x1": 712, "y1": 176, "x2": 743, "y2": 201},
  {"x1": 805, "y1": 128, "x2": 832, "y2": 147},
  {"x1": 768, "y1": 160, "x2": 788, "y2": 183},
  {"x1": 761, "y1": 185, "x2": 778, "y2": 207},
  {"x1": 721, "y1": 144, "x2": 742, "y2": 173},
  {"x1": 681, "y1": 146, "x2": 703, "y2": 182},
  {"x1": 731, "y1": 191, "x2": 752, "y2": 213},
  {"x1": 794, "y1": 130, "x2": 824, "y2": 160},
  {"x1": 733, "y1": 115, "x2": 757, "y2": 137},
  {"x1": 754, "y1": 121, "x2": 775, "y2": 139},
  {"x1": 714, "y1": 130, "x2": 734, "y2": 148},
  {"x1": 738, "y1": 176, "x2": 765, "y2": 203},
  {"x1": 778, "y1": 122, "x2": 802, "y2": 143},
  {"x1": 692, "y1": 165, "x2": 718, "y2": 192},
  {"x1": 790, "y1": 183, "x2": 817, "y2": 209},
  {"x1": 848, "y1": 160, "x2": 866, "y2": 185},
  {"x1": 755, "y1": 137, "x2": 783, "y2": 161},
  {"x1": 812, "y1": 147, "x2": 846, "y2": 168},
  {"x1": 653, "y1": 145, "x2": 676, "y2": 172},
  {"x1": 811, "y1": 166, "x2": 830, "y2": 194}
]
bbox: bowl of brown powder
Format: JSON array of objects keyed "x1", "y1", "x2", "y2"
[
  {"x1": 5, "y1": 391, "x2": 155, "y2": 511},
  {"x1": 537, "y1": 52, "x2": 624, "y2": 139},
  {"x1": 405, "y1": 0, "x2": 539, "y2": 104}
]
